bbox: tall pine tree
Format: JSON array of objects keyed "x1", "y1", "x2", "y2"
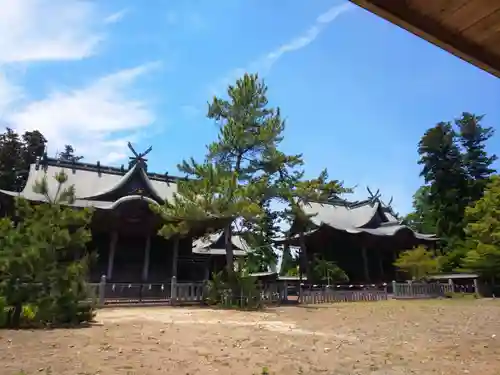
[{"x1": 157, "y1": 74, "x2": 345, "y2": 281}]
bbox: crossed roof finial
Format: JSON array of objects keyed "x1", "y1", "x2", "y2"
[{"x1": 128, "y1": 142, "x2": 152, "y2": 166}]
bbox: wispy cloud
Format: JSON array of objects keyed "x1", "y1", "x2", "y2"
[
  {"x1": 7, "y1": 63, "x2": 160, "y2": 163},
  {"x1": 104, "y1": 8, "x2": 129, "y2": 25},
  {"x1": 0, "y1": 0, "x2": 159, "y2": 163},
  {"x1": 0, "y1": 0, "x2": 105, "y2": 63},
  {"x1": 211, "y1": 2, "x2": 353, "y2": 95}
]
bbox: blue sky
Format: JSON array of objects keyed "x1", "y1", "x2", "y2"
[{"x1": 1, "y1": 0, "x2": 499, "y2": 215}]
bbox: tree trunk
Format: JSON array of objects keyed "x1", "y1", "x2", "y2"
[
  {"x1": 299, "y1": 230, "x2": 313, "y2": 285},
  {"x1": 9, "y1": 303, "x2": 22, "y2": 329},
  {"x1": 224, "y1": 224, "x2": 235, "y2": 279}
]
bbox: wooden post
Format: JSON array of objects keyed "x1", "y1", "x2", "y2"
[
  {"x1": 142, "y1": 235, "x2": 151, "y2": 282},
  {"x1": 98, "y1": 275, "x2": 106, "y2": 307},
  {"x1": 107, "y1": 231, "x2": 118, "y2": 280},
  {"x1": 473, "y1": 278, "x2": 480, "y2": 296},
  {"x1": 299, "y1": 230, "x2": 309, "y2": 284},
  {"x1": 170, "y1": 275, "x2": 177, "y2": 304},
  {"x1": 283, "y1": 281, "x2": 288, "y2": 301},
  {"x1": 204, "y1": 257, "x2": 210, "y2": 281},
  {"x1": 361, "y1": 247, "x2": 370, "y2": 283},
  {"x1": 171, "y1": 236, "x2": 179, "y2": 278}
]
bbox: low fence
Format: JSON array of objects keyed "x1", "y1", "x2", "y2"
[
  {"x1": 299, "y1": 287, "x2": 388, "y2": 304},
  {"x1": 392, "y1": 281, "x2": 454, "y2": 299},
  {"x1": 88, "y1": 276, "x2": 288, "y2": 307},
  {"x1": 88, "y1": 276, "x2": 206, "y2": 306},
  {"x1": 93, "y1": 277, "x2": 484, "y2": 307}
]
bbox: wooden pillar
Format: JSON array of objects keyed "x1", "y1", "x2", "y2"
[
  {"x1": 473, "y1": 278, "x2": 479, "y2": 296},
  {"x1": 171, "y1": 237, "x2": 179, "y2": 278},
  {"x1": 142, "y1": 235, "x2": 151, "y2": 282},
  {"x1": 204, "y1": 256, "x2": 211, "y2": 281},
  {"x1": 361, "y1": 247, "x2": 370, "y2": 283},
  {"x1": 378, "y1": 250, "x2": 385, "y2": 281},
  {"x1": 299, "y1": 230, "x2": 309, "y2": 284},
  {"x1": 107, "y1": 231, "x2": 118, "y2": 280}
]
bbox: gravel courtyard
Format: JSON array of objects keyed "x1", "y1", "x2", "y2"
[{"x1": 1, "y1": 299, "x2": 499, "y2": 374}]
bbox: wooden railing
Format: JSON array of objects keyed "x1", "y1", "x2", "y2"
[
  {"x1": 175, "y1": 282, "x2": 205, "y2": 302},
  {"x1": 392, "y1": 282, "x2": 453, "y2": 299},
  {"x1": 88, "y1": 276, "x2": 207, "y2": 306},
  {"x1": 88, "y1": 277, "x2": 401, "y2": 307},
  {"x1": 299, "y1": 288, "x2": 388, "y2": 304}
]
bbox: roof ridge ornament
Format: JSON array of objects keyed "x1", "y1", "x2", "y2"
[{"x1": 128, "y1": 142, "x2": 152, "y2": 169}]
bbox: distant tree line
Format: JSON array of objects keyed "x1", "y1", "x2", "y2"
[{"x1": 0, "y1": 128, "x2": 83, "y2": 192}]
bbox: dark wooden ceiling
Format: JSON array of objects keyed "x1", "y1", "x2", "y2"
[{"x1": 349, "y1": 0, "x2": 500, "y2": 78}]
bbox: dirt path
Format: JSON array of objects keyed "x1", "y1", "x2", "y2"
[{"x1": 1, "y1": 300, "x2": 499, "y2": 374}]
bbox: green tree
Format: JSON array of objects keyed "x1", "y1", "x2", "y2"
[
  {"x1": 394, "y1": 246, "x2": 440, "y2": 280},
  {"x1": 456, "y1": 112, "x2": 496, "y2": 204},
  {"x1": 58, "y1": 144, "x2": 83, "y2": 162},
  {"x1": 404, "y1": 186, "x2": 436, "y2": 234},
  {"x1": 312, "y1": 255, "x2": 348, "y2": 285},
  {"x1": 279, "y1": 245, "x2": 297, "y2": 276},
  {"x1": 156, "y1": 74, "x2": 345, "y2": 283},
  {"x1": 461, "y1": 175, "x2": 500, "y2": 282},
  {"x1": 0, "y1": 128, "x2": 47, "y2": 192},
  {"x1": 0, "y1": 170, "x2": 94, "y2": 327},
  {"x1": 418, "y1": 122, "x2": 467, "y2": 242},
  {"x1": 240, "y1": 201, "x2": 280, "y2": 273}
]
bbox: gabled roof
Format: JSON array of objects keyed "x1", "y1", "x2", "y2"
[
  {"x1": 0, "y1": 158, "x2": 178, "y2": 209},
  {"x1": 298, "y1": 197, "x2": 437, "y2": 241},
  {"x1": 192, "y1": 231, "x2": 251, "y2": 256}
]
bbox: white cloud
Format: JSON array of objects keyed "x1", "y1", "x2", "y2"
[
  {"x1": 7, "y1": 63, "x2": 159, "y2": 163},
  {"x1": 0, "y1": 0, "x2": 158, "y2": 164},
  {"x1": 0, "y1": 0, "x2": 104, "y2": 63},
  {"x1": 0, "y1": 72, "x2": 23, "y2": 113},
  {"x1": 211, "y1": 2, "x2": 353, "y2": 95},
  {"x1": 104, "y1": 8, "x2": 129, "y2": 25}
]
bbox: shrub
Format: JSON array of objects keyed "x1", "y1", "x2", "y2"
[{"x1": 0, "y1": 171, "x2": 95, "y2": 328}]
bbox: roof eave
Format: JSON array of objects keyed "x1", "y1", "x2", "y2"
[
  {"x1": 349, "y1": 0, "x2": 500, "y2": 78},
  {"x1": 79, "y1": 163, "x2": 165, "y2": 202}
]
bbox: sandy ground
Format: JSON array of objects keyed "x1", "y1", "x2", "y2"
[{"x1": 1, "y1": 300, "x2": 499, "y2": 375}]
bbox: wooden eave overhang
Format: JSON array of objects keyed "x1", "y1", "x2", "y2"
[{"x1": 349, "y1": 0, "x2": 500, "y2": 78}]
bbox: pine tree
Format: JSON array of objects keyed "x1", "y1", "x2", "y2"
[
  {"x1": 157, "y1": 74, "x2": 346, "y2": 282},
  {"x1": 456, "y1": 112, "x2": 497, "y2": 204},
  {"x1": 243, "y1": 201, "x2": 280, "y2": 272},
  {"x1": 0, "y1": 171, "x2": 94, "y2": 327}
]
